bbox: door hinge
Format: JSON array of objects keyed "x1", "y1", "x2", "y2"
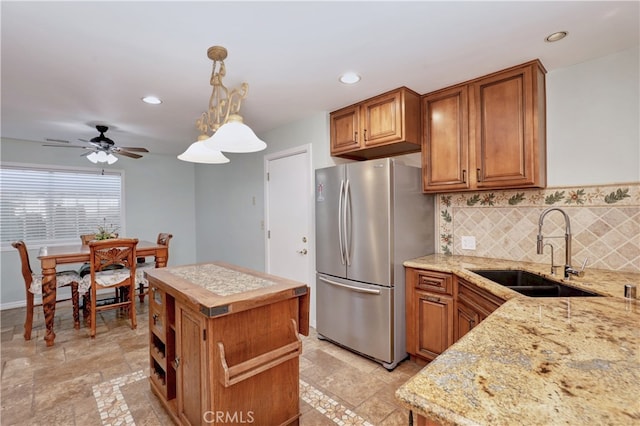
[
  {"x1": 267, "y1": 172, "x2": 270, "y2": 181},
  {"x1": 267, "y1": 230, "x2": 271, "y2": 239},
  {"x1": 203, "y1": 329, "x2": 206, "y2": 341}
]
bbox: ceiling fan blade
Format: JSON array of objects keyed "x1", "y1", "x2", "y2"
[
  {"x1": 45, "y1": 138, "x2": 70, "y2": 143},
  {"x1": 43, "y1": 144, "x2": 91, "y2": 149},
  {"x1": 117, "y1": 147, "x2": 149, "y2": 153},
  {"x1": 117, "y1": 151, "x2": 143, "y2": 159}
]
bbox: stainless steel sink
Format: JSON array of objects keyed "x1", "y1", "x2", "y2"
[{"x1": 471, "y1": 269, "x2": 601, "y2": 297}]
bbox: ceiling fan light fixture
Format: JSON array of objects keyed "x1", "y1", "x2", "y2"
[
  {"x1": 180, "y1": 45, "x2": 265, "y2": 163},
  {"x1": 87, "y1": 152, "x2": 99, "y2": 164},
  {"x1": 106, "y1": 153, "x2": 118, "y2": 164},
  {"x1": 96, "y1": 150, "x2": 108, "y2": 162}
]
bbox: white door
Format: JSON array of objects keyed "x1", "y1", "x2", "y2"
[{"x1": 264, "y1": 145, "x2": 314, "y2": 323}]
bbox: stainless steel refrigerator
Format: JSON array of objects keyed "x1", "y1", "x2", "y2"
[{"x1": 315, "y1": 158, "x2": 434, "y2": 370}]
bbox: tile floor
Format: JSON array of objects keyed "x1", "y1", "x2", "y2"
[{"x1": 0, "y1": 299, "x2": 422, "y2": 425}]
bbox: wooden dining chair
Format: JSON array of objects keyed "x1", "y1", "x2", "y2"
[
  {"x1": 137, "y1": 233, "x2": 173, "y2": 302},
  {"x1": 80, "y1": 234, "x2": 96, "y2": 245},
  {"x1": 12, "y1": 241, "x2": 81, "y2": 340},
  {"x1": 81, "y1": 238, "x2": 139, "y2": 338}
]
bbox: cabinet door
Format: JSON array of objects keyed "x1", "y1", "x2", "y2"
[
  {"x1": 361, "y1": 90, "x2": 403, "y2": 146},
  {"x1": 330, "y1": 105, "x2": 361, "y2": 155},
  {"x1": 176, "y1": 303, "x2": 207, "y2": 426},
  {"x1": 422, "y1": 85, "x2": 470, "y2": 192},
  {"x1": 455, "y1": 300, "x2": 480, "y2": 342},
  {"x1": 415, "y1": 290, "x2": 453, "y2": 361},
  {"x1": 470, "y1": 63, "x2": 544, "y2": 188}
]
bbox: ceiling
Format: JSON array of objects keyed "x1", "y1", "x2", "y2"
[{"x1": 1, "y1": 1, "x2": 638, "y2": 157}]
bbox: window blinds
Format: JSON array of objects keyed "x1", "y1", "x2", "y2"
[{"x1": 0, "y1": 164, "x2": 123, "y2": 246}]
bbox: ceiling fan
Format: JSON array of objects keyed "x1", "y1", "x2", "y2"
[{"x1": 44, "y1": 125, "x2": 149, "y2": 163}]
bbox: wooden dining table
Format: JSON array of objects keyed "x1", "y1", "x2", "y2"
[{"x1": 37, "y1": 240, "x2": 168, "y2": 346}]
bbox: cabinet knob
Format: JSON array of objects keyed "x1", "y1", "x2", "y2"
[
  {"x1": 172, "y1": 357, "x2": 180, "y2": 370},
  {"x1": 363, "y1": 129, "x2": 368, "y2": 141},
  {"x1": 153, "y1": 313, "x2": 159, "y2": 324},
  {"x1": 476, "y1": 168, "x2": 481, "y2": 182},
  {"x1": 354, "y1": 131, "x2": 358, "y2": 142},
  {"x1": 462, "y1": 169, "x2": 467, "y2": 183}
]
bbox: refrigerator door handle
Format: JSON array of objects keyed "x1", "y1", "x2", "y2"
[
  {"x1": 344, "y1": 179, "x2": 351, "y2": 266},
  {"x1": 318, "y1": 276, "x2": 381, "y2": 295},
  {"x1": 338, "y1": 179, "x2": 346, "y2": 265}
]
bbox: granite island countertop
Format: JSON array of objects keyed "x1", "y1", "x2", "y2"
[{"x1": 396, "y1": 254, "x2": 640, "y2": 425}]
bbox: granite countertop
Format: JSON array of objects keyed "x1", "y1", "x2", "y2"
[{"x1": 396, "y1": 254, "x2": 640, "y2": 425}]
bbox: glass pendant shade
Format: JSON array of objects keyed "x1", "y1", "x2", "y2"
[
  {"x1": 87, "y1": 152, "x2": 99, "y2": 163},
  {"x1": 203, "y1": 114, "x2": 266, "y2": 153},
  {"x1": 87, "y1": 150, "x2": 118, "y2": 164},
  {"x1": 178, "y1": 138, "x2": 230, "y2": 164}
]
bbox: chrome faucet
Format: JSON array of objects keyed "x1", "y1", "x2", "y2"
[{"x1": 536, "y1": 207, "x2": 586, "y2": 279}]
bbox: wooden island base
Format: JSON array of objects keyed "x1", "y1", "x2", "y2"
[{"x1": 145, "y1": 262, "x2": 310, "y2": 426}]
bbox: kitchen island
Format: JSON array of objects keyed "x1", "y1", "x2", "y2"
[
  {"x1": 396, "y1": 255, "x2": 639, "y2": 425},
  {"x1": 145, "y1": 262, "x2": 309, "y2": 426}
]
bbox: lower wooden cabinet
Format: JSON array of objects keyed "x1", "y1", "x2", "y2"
[
  {"x1": 406, "y1": 269, "x2": 454, "y2": 363},
  {"x1": 175, "y1": 303, "x2": 207, "y2": 426},
  {"x1": 406, "y1": 268, "x2": 505, "y2": 363},
  {"x1": 414, "y1": 290, "x2": 454, "y2": 362},
  {"x1": 455, "y1": 277, "x2": 505, "y2": 341}
]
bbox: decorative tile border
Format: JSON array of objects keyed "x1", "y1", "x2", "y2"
[
  {"x1": 92, "y1": 370, "x2": 146, "y2": 425},
  {"x1": 436, "y1": 183, "x2": 640, "y2": 272},
  {"x1": 92, "y1": 372, "x2": 374, "y2": 425},
  {"x1": 300, "y1": 379, "x2": 374, "y2": 426}
]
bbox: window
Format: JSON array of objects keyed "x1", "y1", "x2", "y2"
[{"x1": 0, "y1": 164, "x2": 124, "y2": 247}]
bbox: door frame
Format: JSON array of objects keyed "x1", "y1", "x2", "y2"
[{"x1": 263, "y1": 144, "x2": 314, "y2": 289}]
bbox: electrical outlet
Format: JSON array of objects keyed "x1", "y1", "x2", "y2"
[{"x1": 461, "y1": 236, "x2": 476, "y2": 250}]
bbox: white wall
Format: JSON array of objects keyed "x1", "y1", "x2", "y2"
[
  {"x1": 193, "y1": 113, "x2": 339, "y2": 271},
  {"x1": 0, "y1": 138, "x2": 197, "y2": 307},
  {"x1": 546, "y1": 46, "x2": 640, "y2": 185}
]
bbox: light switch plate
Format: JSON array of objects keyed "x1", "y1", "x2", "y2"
[{"x1": 461, "y1": 236, "x2": 476, "y2": 250}]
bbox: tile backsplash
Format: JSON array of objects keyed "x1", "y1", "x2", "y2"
[{"x1": 435, "y1": 183, "x2": 640, "y2": 272}]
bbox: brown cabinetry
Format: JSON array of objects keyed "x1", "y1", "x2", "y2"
[
  {"x1": 146, "y1": 262, "x2": 310, "y2": 426},
  {"x1": 406, "y1": 269, "x2": 454, "y2": 363},
  {"x1": 422, "y1": 60, "x2": 547, "y2": 192},
  {"x1": 454, "y1": 277, "x2": 504, "y2": 341},
  {"x1": 330, "y1": 87, "x2": 421, "y2": 160},
  {"x1": 406, "y1": 268, "x2": 505, "y2": 363}
]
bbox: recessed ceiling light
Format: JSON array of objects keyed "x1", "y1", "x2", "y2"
[
  {"x1": 339, "y1": 72, "x2": 361, "y2": 84},
  {"x1": 545, "y1": 31, "x2": 568, "y2": 42},
  {"x1": 142, "y1": 95, "x2": 162, "y2": 105}
]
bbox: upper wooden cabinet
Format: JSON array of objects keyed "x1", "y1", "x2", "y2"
[
  {"x1": 330, "y1": 87, "x2": 421, "y2": 160},
  {"x1": 422, "y1": 60, "x2": 547, "y2": 192}
]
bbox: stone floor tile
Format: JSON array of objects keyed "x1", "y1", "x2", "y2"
[{"x1": 0, "y1": 300, "x2": 418, "y2": 425}]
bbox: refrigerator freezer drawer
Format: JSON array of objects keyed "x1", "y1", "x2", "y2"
[{"x1": 316, "y1": 274, "x2": 393, "y2": 364}]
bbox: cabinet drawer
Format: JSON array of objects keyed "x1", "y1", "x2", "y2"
[{"x1": 416, "y1": 271, "x2": 453, "y2": 295}]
